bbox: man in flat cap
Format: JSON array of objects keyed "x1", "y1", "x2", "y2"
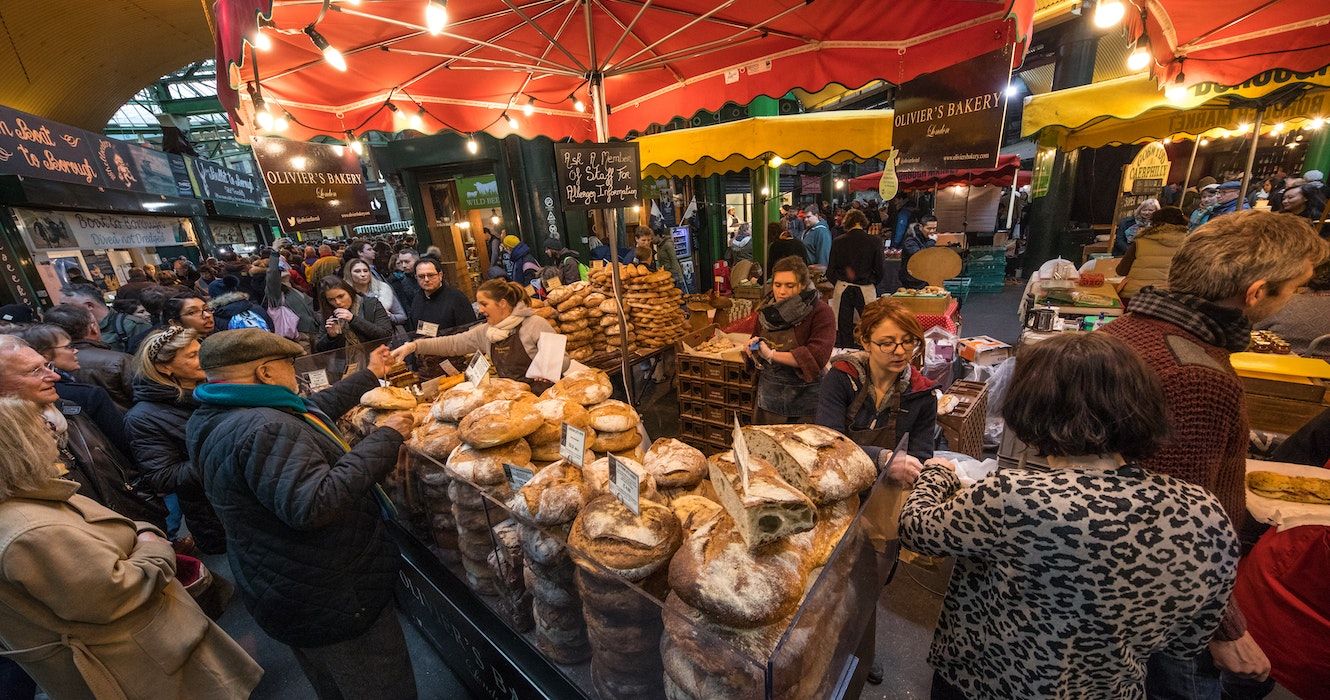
[{"x1": 185, "y1": 329, "x2": 417, "y2": 699}]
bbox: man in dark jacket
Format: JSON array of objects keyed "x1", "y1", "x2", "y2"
[
  {"x1": 899, "y1": 216, "x2": 938, "y2": 289},
  {"x1": 61, "y1": 283, "x2": 151, "y2": 353},
  {"x1": 407, "y1": 258, "x2": 477, "y2": 336},
  {"x1": 42, "y1": 303, "x2": 135, "y2": 410},
  {"x1": 186, "y1": 329, "x2": 417, "y2": 699},
  {"x1": 389, "y1": 249, "x2": 421, "y2": 311},
  {"x1": 826, "y1": 209, "x2": 886, "y2": 346}
]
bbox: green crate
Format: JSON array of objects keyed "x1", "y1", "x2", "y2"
[{"x1": 943, "y1": 277, "x2": 971, "y2": 303}]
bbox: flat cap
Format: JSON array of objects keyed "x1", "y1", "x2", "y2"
[
  {"x1": 1218, "y1": 180, "x2": 1243, "y2": 190},
  {"x1": 199, "y1": 328, "x2": 303, "y2": 370}
]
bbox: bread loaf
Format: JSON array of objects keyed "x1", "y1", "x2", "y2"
[
  {"x1": 569, "y1": 494, "x2": 681, "y2": 581},
  {"x1": 707, "y1": 451, "x2": 815, "y2": 549},
  {"x1": 511, "y1": 460, "x2": 589, "y2": 526},
  {"x1": 583, "y1": 457, "x2": 663, "y2": 504},
  {"x1": 740, "y1": 424, "x2": 876, "y2": 504},
  {"x1": 788, "y1": 495, "x2": 859, "y2": 568},
  {"x1": 360, "y1": 385, "x2": 417, "y2": 410},
  {"x1": 458, "y1": 399, "x2": 542, "y2": 448},
  {"x1": 528, "y1": 397, "x2": 592, "y2": 446},
  {"x1": 602, "y1": 445, "x2": 646, "y2": 464},
  {"x1": 408, "y1": 421, "x2": 461, "y2": 459},
  {"x1": 445, "y1": 439, "x2": 532, "y2": 486},
  {"x1": 544, "y1": 368, "x2": 613, "y2": 405},
  {"x1": 531, "y1": 439, "x2": 595, "y2": 464},
  {"x1": 588, "y1": 400, "x2": 639, "y2": 433},
  {"x1": 660, "y1": 593, "x2": 810, "y2": 700},
  {"x1": 670, "y1": 495, "x2": 723, "y2": 534},
  {"x1": 643, "y1": 438, "x2": 706, "y2": 489},
  {"x1": 591, "y1": 426, "x2": 643, "y2": 453}
]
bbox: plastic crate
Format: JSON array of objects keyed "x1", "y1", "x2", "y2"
[{"x1": 942, "y1": 277, "x2": 971, "y2": 303}]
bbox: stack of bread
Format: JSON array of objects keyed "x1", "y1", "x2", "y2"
[
  {"x1": 407, "y1": 420, "x2": 462, "y2": 555},
  {"x1": 569, "y1": 491, "x2": 683, "y2": 699},
  {"x1": 487, "y1": 518, "x2": 534, "y2": 633},
  {"x1": 532, "y1": 281, "x2": 612, "y2": 362},
  {"x1": 618, "y1": 265, "x2": 686, "y2": 349},
  {"x1": 659, "y1": 424, "x2": 877, "y2": 699},
  {"x1": 586, "y1": 399, "x2": 647, "y2": 462},
  {"x1": 509, "y1": 460, "x2": 594, "y2": 663}
]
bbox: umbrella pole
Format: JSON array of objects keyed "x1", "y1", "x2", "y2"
[
  {"x1": 590, "y1": 75, "x2": 636, "y2": 405},
  {"x1": 1181, "y1": 137, "x2": 1200, "y2": 192},
  {"x1": 1005, "y1": 168, "x2": 1018, "y2": 230},
  {"x1": 1237, "y1": 106, "x2": 1265, "y2": 206}
]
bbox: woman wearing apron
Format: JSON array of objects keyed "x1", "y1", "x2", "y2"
[
  {"x1": 392, "y1": 279, "x2": 563, "y2": 394},
  {"x1": 725, "y1": 255, "x2": 835, "y2": 424}
]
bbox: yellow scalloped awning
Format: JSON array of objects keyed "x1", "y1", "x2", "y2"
[
  {"x1": 635, "y1": 110, "x2": 893, "y2": 178},
  {"x1": 1023, "y1": 70, "x2": 1330, "y2": 149}
]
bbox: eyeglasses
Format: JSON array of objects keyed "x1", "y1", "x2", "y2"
[
  {"x1": 26, "y1": 362, "x2": 57, "y2": 378},
  {"x1": 181, "y1": 307, "x2": 214, "y2": 318},
  {"x1": 415, "y1": 272, "x2": 441, "y2": 280},
  {"x1": 868, "y1": 337, "x2": 920, "y2": 353}
]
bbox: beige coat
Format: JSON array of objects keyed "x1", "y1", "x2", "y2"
[
  {"x1": 0, "y1": 479, "x2": 262, "y2": 700},
  {"x1": 1120, "y1": 224, "x2": 1188, "y2": 299}
]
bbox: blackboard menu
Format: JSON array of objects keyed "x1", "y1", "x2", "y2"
[
  {"x1": 191, "y1": 157, "x2": 267, "y2": 206},
  {"x1": 554, "y1": 142, "x2": 640, "y2": 210}
]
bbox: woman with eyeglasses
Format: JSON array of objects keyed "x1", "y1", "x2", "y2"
[
  {"x1": 815, "y1": 298, "x2": 937, "y2": 486},
  {"x1": 163, "y1": 293, "x2": 216, "y2": 336},
  {"x1": 12, "y1": 324, "x2": 132, "y2": 451},
  {"x1": 343, "y1": 258, "x2": 406, "y2": 326},
  {"x1": 725, "y1": 255, "x2": 835, "y2": 424}
]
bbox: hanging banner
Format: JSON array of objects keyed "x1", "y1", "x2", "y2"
[
  {"x1": 13, "y1": 208, "x2": 197, "y2": 250},
  {"x1": 191, "y1": 157, "x2": 267, "y2": 206},
  {"x1": 208, "y1": 220, "x2": 259, "y2": 245},
  {"x1": 554, "y1": 142, "x2": 641, "y2": 209},
  {"x1": 892, "y1": 45, "x2": 1014, "y2": 173},
  {"x1": 1122, "y1": 142, "x2": 1171, "y2": 195},
  {"x1": 878, "y1": 150, "x2": 900, "y2": 200},
  {"x1": 251, "y1": 136, "x2": 374, "y2": 233},
  {"x1": 458, "y1": 174, "x2": 501, "y2": 211}
]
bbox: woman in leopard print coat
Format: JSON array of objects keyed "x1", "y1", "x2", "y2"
[{"x1": 901, "y1": 333, "x2": 1239, "y2": 699}]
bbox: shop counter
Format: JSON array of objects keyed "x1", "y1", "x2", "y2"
[{"x1": 1231, "y1": 353, "x2": 1330, "y2": 437}]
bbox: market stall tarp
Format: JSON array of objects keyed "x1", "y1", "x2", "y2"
[
  {"x1": 1022, "y1": 69, "x2": 1330, "y2": 149},
  {"x1": 850, "y1": 154, "x2": 1028, "y2": 192},
  {"x1": 636, "y1": 110, "x2": 893, "y2": 179},
  {"x1": 214, "y1": 0, "x2": 1033, "y2": 142}
]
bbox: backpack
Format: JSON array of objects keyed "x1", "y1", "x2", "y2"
[{"x1": 228, "y1": 307, "x2": 272, "y2": 331}]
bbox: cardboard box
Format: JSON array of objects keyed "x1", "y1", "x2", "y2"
[
  {"x1": 890, "y1": 293, "x2": 952, "y2": 315},
  {"x1": 959, "y1": 336, "x2": 1013, "y2": 365}
]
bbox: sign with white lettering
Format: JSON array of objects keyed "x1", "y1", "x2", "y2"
[
  {"x1": 252, "y1": 136, "x2": 374, "y2": 233},
  {"x1": 13, "y1": 208, "x2": 197, "y2": 250},
  {"x1": 504, "y1": 463, "x2": 534, "y2": 491},
  {"x1": 554, "y1": 142, "x2": 641, "y2": 210},
  {"x1": 464, "y1": 352, "x2": 491, "y2": 387},
  {"x1": 607, "y1": 454, "x2": 640, "y2": 515},
  {"x1": 560, "y1": 424, "x2": 586, "y2": 466},
  {"x1": 892, "y1": 46, "x2": 1014, "y2": 173},
  {"x1": 191, "y1": 158, "x2": 267, "y2": 206}
]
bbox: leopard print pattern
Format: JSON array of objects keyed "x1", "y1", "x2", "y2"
[{"x1": 900, "y1": 464, "x2": 1239, "y2": 699}]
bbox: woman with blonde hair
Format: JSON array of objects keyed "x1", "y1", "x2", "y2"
[
  {"x1": 0, "y1": 397, "x2": 262, "y2": 699},
  {"x1": 343, "y1": 257, "x2": 406, "y2": 325},
  {"x1": 124, "y1": 327, "x2": 227, "y2": 554}
]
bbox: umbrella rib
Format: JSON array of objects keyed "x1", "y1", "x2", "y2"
[
  {"x1": 498, "y1": 0, "x2": 588, "y2": 73},
  {"x1": 610, "y1": 1, "x2": 807, "y2": 75},
  {"x1": 385, "y1": 48, "x2": 586, "y2": 77},
  {"x1": 605, "y1": 0, "x2": 809, "y2": 42},
  {"x1": 609, "y1": 0, "x2": 740, "y2": 68},
  {"x1": 612, "y1": 34, "x2": 767, "y2": 76},
  {"x1": 592, "y1": 0, "x2": 683, "y2": 81},
  {"x1": 443, "y1": 0, "x2": 574, "y2": 70}
]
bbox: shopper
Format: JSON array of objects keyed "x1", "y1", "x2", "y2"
[
  {"x1": 114, "y1": 267, "x2": 155, "y2": 300},
  {"x1": 394, "y1": 278, "x2": 562, "y2": 393},
  {"x1": 1182, "y1": 176, "x2": 1217, "y2": 216},
  {"x1": 343, "y1": 258, "x2": 406, "y2": 325},
  {"x1": 1253, "y1": 259, "x2": 1330, "y2": 357},
  {"x1": 1102, "y1": 210, "x2": 1329, "y2": 695},
  {"x1": 13, "y1": 323, "x2": 131, "y2": 449},
  {"x1": 902, "y1": 332, "x2": 1239, "y2": 699},
  {"x1": 504, "y1": 235, "x2": 542, "y2": 285},
  {"x1": 1117, "y1": 205, "x2": 1190, "y2": 300},
  {"x1": 209, "y1": 280, "x2": 273, "y2": 332},
  {"x1": 407, "y1": 258, "x2": 477, "y2": 336},
  {"x1": 305, "y1": 245, "x2": 345, "y2": 291},
  {"x1": 60, "y1": 283, "x2": 151, "y2": 353},
  {"x1": 186, "y1": 330, "x2": 415, "y2": 700},
  {"x1": 725, "y1": 255, "x2": 834, "y2": 423},
  {"x1": 816, "y1": 298, "x2": 936, "y2": 477},
  {"x1": 898, "y1": 215, "x2": 938, "y2": 290},
  {"x1": 652, "y1": 229, "x2": 684, "y2": 288},
  {"x1": 258, "y1": 249, "x2": 321, "y2": 352},
  {"x1": 728, "y1": 222, "x2": 754, "y2": 264},
  {"x1": 827, "y1": 209, "x2": 885, "y2": 347},
  {"x1": 390, "y1": 249, "x2": 422, "y2": 311},
  {"x1": 1190, "y1": 182, "x2": 1222, "y2": 230},
  {"x1": 1210, "y1": 180, "x2": 1250, "y2": 218},
  {"x1": 41, "y1": 303, "x2": 135, "y2": 411},
  {"x1": 767, "y1": 221, "x2": 807, "y2": 268},
  {"x1": 125, "y1": 327, "x2": 227, "y2": 554},
  {"x1": 802, "y1": 213, "x2": 832, "y2": 266},
  {"x1": 1114, "y1": 197, "x2": 1160, "y2": 255},
  {"x1": 314, "y1": 275, "x2": 394, "y2": 352}
]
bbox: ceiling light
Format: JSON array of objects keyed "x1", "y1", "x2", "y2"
[
  {"x1": 523, "y1": 97, "x2": 535, "y2": 118},
  {"x1": 1271, "y1": 122, "x2": 1285, "y2": 135},
  {"x1": 768, "y1": 155, "x2": 783, "y2": 168},
  {"x1": 291, "y1": 156, "x2": 308, "y2": 170},
  {"x1": 1237, "y1": 122, "x2": 1252, "y2": 134},
  {"x1": 504, "y1": 112, "x2": 519, "y2": 129},
  {"x1": 1093, "y1": 0, "x2": 1125, "y2": 28},
  {"x1": 466, "y1": 136, "x2": 479, "y2": 154},
  {"x1": 251, "y1": 29, "x2": 272, "y2": 52},
  {"x1": 490, "y1": 210, "x2": 501, "y2": 225},
  {"x1": 1004, "y1": 83, "x2": 1019, "y2": 98},
  {"x1": 1199, "y1": 137, "x2": 1210, "y2": 146},
  {"x1": 1126, "y1": 44, "x2": 1151, "y2": 72},
  {"x1": 426, "y1": 0, "x2": 448, "y2": 35},
  {"x1": 1287, "y1": 142, "x2": 1300, "y2": 149},
  {"x1": 304, "y1": 26, "x2": 347, "y2": 71},
  {"x1": 1165, "y1": 85, "x2": 1189, "y2": 103},
  {"x1": 632, "y1": 205, "x2": 642, "y2": 214},
  {"x1": 572, "y1": 95, "x2": 586, "y2": 112},
  {"x1": 1310, "y1": 116, "x2": 1326, "y2": 130},
  {"x1": 760, "y1": 186, "x2": 770, "y2": 197},
  {"x1": 834, "y1": 179, "x2": 845, "y2": 190},
  {"x1": 1162, "y1": 136, "x2": 1172, "y2": 144},
  {"x1": 348, "y1": 133, "x2": 365, "y2": 156}
]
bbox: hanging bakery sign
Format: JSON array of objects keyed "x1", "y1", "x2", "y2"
[
  {"x1": 1122, "y1": 141, "x2": 1171, "y2": 195},
  {"x1": 892, "y1": 45, "x2": 1015, "y2": 172},
  {"x1": 191, "y1": 157, "x2": 267, "y2": 206},
  {"x1": 554, "y1": 142, "x2": 641, "y2": 209},
  {"x1": 252, "y1": 136, "x2": 374, "y2": 233}
]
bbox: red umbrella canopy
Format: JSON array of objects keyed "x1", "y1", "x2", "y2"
[
  {"x1": 850, "y1": 154, "x2": 1025, "y2": 191},
  {"x1": 216, "y1": 0, "x2": 1033, "y2": 142},
  {"x1": 1120, "y1": 1, "x2": 1330, "y2": 88}
]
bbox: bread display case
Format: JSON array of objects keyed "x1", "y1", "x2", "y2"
[{"x1": 293, "y1": 337, "x2": 902, "y2": 699}]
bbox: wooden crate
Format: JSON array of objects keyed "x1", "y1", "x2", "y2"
[{"x1": 938, "y1": 380, "x2": 988, "y2": 458}]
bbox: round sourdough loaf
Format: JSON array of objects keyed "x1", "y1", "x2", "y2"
[
  {"x1": 360, "y1": 385, "x2": 417, "y2": 410},
  {"x1": 739, "y1": 424, "x2": 875, "y2": 504},
  {"x1": 644, "y1": 438, "x2": 706, "y2": 489},
  {"x1": 544, "y1": 369, "x2": 613, "y2": 406},
  {"x1": 458, "y1": 399, "x2": 542, "y2": 448},
  {"x1": 569, "y1": 494, "x2": 681, "y2": 581},
  {"x1": 670, "y1": 495, "x2": 723, "y2": 534},
  {"x1": 445, "y1": 439, "x2": 532, "y2": 486},
  {"x1": 591, "y1": 426, "x2": 643, "y2": 453},
  {"x1": 511, "y1": 460, "x2": 589, "y2": 526},
  {"x1": 588, "y1": 399, "x2": 639, "y2": 432},
  {"x1": 408, "y1": 421, "x2": 461, "y2": 459},
  {"x1": 528, "y1": 397, "x2": 592, "y2": 445}
]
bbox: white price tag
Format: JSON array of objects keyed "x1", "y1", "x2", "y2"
[
  {"x1": 559, "y1": 424, "x2": 586, "y2": 466},
  {"x1": 607, "y1": 454, "x2": 640, "y2": 515},
  {"x1": 417, "y1": 321, "x2": 439, "y2": 338},
  {"x1": 440, "y1": 360, "x2": 459, "y2": 376},
  {"x1": 504, "y1": 463, "x2": 534, "y2": 491},
  {"x1": 732, "y1": 417, "x2": 750, "y2": 495},
  {"x1": 306, "y1": 369, "x2": 330, "y2": 391},
  {"x1": 465, "y1": 353, "x2": 491, "y2": 386}
]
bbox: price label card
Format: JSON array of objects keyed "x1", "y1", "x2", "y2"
[
  {"x1": 465, "y1": 353, "x2": 491, "y2": 386},
  {"x1": 306, "y1": 369, "x2": 330, "y2": 391},
  {"x1": 417, "y1": 321, "x2": 439, "y2": 338},
  {"x1": 607, "y1": 454, "x2": 640, "y2": 515},
  {"x1": 560, "y1": 424, "x2": 586, "y2": 466},
  {"x1": 504, "y1": 463, "x2": 535, "y2": 491},
  {"x1": 732, "y1": 417, "x2": 751, "y2": 494},
  {"x1": 440, "y1": 360, "x2": 460, "y2": 376}
]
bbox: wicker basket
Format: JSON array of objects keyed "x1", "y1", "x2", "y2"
[{"x1": 938, "y1": 380, "x2": 988, "y2": 458}]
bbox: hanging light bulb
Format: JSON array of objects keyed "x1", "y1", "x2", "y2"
[
  {"x1": 1165, "y1": 85, "x2": 1189, "y2": 103},
  {"x1": 341, "y1": 0, "x2": 360, "y2": 5},
  {"x1": 1199, "y1": 137, "x2": 1210, "y2": 146},
  {"x1": 348, "y1": 132, "x2": 365, "y2": 156},
  {"x1": 1093, "y1": 0, "x2": 1125, "y2": 28},
  {"x1": 255, "y1": 102, "x2": 275, "y2": 131},
  {"x1": 632, "y1": 205, "x2": 642, "y2": 214},
  {"x1": 1004, "y1": 83, "x2": 1019, "y2": 98},
  {"x1": 273, "y1": 112, "x2": 290, "y2": 133},
  {"x1": 768, "y1": 155, "x2": 783, "y2": 168},
  {"x1": 1162, "y1": 136, "x2": 1172, "y2": 145},
  {"x1": 490, "y1": 209, "x2": 501, "y2": 225},
  {"x1": 426, "y1": 0, "x2": 448, "y2": 35},
  {"x1": 1126, "y1": 42, "x2": 1151, "y2": 72},
  {"x1": 834, "y1": 179, "x2": 845, "y2": 190},
  {"x1": 523, "y1": 97, "x2": 535, "y2": 118},
  {"x1": 572, "y1": 95, "x2": 586, "y2": 112},
  {"x1": 760, "y1": 186, "x2": 771, "y2": 197},
  {"x1": 1237, "y1": 122, "x2": 1252, "y2": 134},
  {"x1": 504, "y1": 112, "x2": 519, "y2": 129},
  {"x1": 1311, "y1": 116, "x2": 1326, "y2": 130},
  {"x1": 410, "y1": 108, "x2": 426, "y2": 131},
  {"x1": 251, "y1": 28, "x2": 272, "y2": 51},
  {"x1": 466, "y1": 136, "x2": 479, "y2": 154},
  {"x1": 1271, "y1": 122, "x2": 1285, "y2": 135},
  {"x1": 304, "y1": 26, "x2": 347, "y2": 71}
]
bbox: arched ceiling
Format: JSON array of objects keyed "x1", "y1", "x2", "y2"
[{"x1": 0, "y1": 0, "x2": 212, "y2": 130}]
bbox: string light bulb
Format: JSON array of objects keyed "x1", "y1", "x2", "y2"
[
  {"x1": 1311, "y1": 116, "x2": 1326, "y2": 130},
  {"x1": 304, "y1": 26, "x2": 347, "y2": 71},
  {"x1": 760, "y1": 186, "x2": 771, "y2": 197},
  {"x1": 504, "y1": 112, "x2": 519, "y2": 129},
  {"x1": 1271, "y1": 122, "x2": 1285, "y2": 135},
  {"x1": 410, "y1": 108, "x2": 426, "y2": 131},
  {"x1": 426, "y1": 0, "x2": 448, "y2": 35},
  {"x1": 768, "y1": 155, "x2": 783, "y2": 168},
  {"x1": 1162, "y1": 136, "x2": 1172, "y2": 144},
  {"x1": 1092, "y1": 0, "x2": 1125, "y2": 28},
  {"x1": 466, "y1": 136, "x2": 479, "y2": 154},
  {"x1": 572, "y1": 95, "x2": 586, "y2": 112},
  {"x1": 272, "y1": 112, "x2": 290, "y2": 133},
  {"x1": 1199, "y1": 137, "x2": 1210, "y2": 146},
  {"x1": 1126, "y1": 42, "x2": 1151, "y2": 72},
  {"x1": 1165, "y1": 85, "x2": 1189, "y2": 103},
  {"x1": 490, "y1": 209, "x2": 501, "y2": 225},
  {"x1": 523, "y1": 97, "x2": 535, "y2": 118},
  {"x1": 251, "y1": 29, "x2": 272, "y2": 52},
  {"x1": 348, "y1": 133, "x2": 365, "y2": 156}
]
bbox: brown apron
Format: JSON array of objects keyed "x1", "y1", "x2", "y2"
[
  {"x1": 490, "y1": 326, "x2": 552, "y2": 395},
  {"x1": 847, "y1": 386, "x2": 909, "y2": 548}
]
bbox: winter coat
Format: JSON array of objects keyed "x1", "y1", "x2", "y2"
[
  {"x1": 366, "y1": 278, "x2": 407, "y2": 325},
  {"x1": 124, "y1": 377, "x2": 227, "y2": 553},
  {"x1": 506, "y1": 243, "x2": 541, "y2": 284},
  {"x1": 815, "y1": 356, "x2": 937, "y2": 463},
  {"x1": 1118, "y1": 224, "x2": 1188, "y2": 299},
  {"x1": 55, "y1": 375, "x2": 130, "y2": 450},
  {"x1": 184, "y1": 370, "x2": 405, "y2": 647},
  {"x1": 69, "y1": 339, "x2": 134, "y2": 411},
  {"x1": 97, "y1": 312, "x2": 150, "y2": 355},
  {"x1": 314, "y1": 296, "x2": 394, "y2": 352},
  {"x1": 54, "y1": 400, "x2": 168, "y2": 531},
  {"x1": 899, "y1": 227, "x2": 937, "y2": 289},
  {"x1": 803, "y1": 222, "x2": 832, "y2": 267},
  {"x1": 261, "y1": 251, "x2": 321, "y2": 335},
  {"x1": 390, "y1": 271, "x2": 421, "y2": 313},
  {"x1": 0, "y1": 478, "x2": 262, "y2": 700},
  {"x1": 408, "y1": 284, "x2": 478, "y2": 335},
  {"x1": 208, "y1": 292, "x2": 274, "y2": 333}
]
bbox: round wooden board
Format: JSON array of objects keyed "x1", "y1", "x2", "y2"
[{"x1": 907, "y1": 247, "x2": 963, "y2": 287}]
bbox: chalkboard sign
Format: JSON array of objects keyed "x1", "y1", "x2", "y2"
[{"x1": 553, "y1": 142, "x2": 641, "y2": 210}]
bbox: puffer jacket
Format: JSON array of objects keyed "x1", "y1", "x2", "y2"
[
  {"x1": 184, "y1": 370, "x2": 404, "y2": 647},
  {"x1": 1119, "y1": 224, "x2": 1188, "y2": 299},
  {"x1": 124, "y1": 377, "x2": 227, "y2": 553},
  {"x1": 209, "y1": 292, "x2": 274, "y2": 332},
  {"x1": 70, "y1": 339, "x2": 134, "y2": 411}
]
